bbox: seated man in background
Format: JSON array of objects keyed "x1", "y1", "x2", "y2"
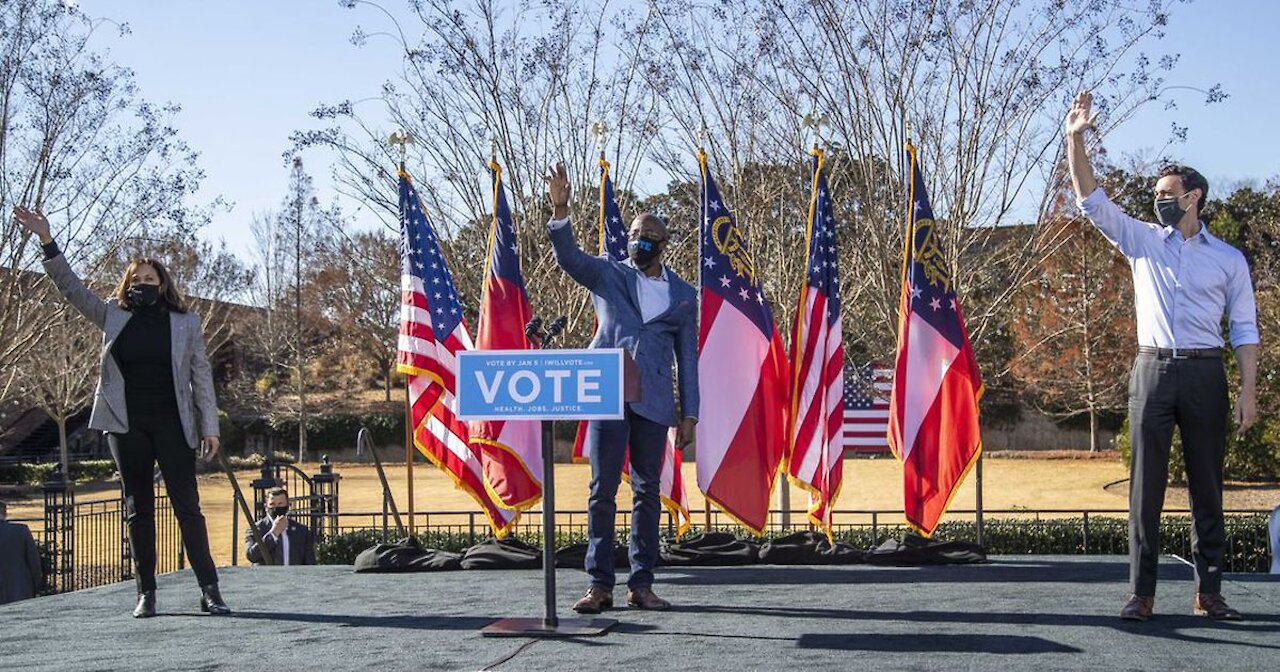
[
  {"x1": 245, "y1": 487, "x2": 316, "y2": 566},
  {"x1": 0, "y1": 500, "x2": 43, "y2": 603}
]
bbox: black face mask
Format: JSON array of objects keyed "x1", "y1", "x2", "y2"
[
  {"x1": 1153, "y1": 194, "x2": 1189, "y2": 228},
  {"x1": 270, "y1": 506, "x2": 289, "y2": 518},
  {"x1": 627, "y1": 236, "x2": 663, "y2": 267},
  {"x1": 128, "y1": 283, "x2": 161, "y2": 309}
]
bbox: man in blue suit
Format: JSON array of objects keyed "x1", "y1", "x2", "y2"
[{"x1": 543, "y1": 162, "x2": 699, "y2": 613}]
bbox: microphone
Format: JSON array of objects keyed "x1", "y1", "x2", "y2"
[
  {"x1": 524, "y1": 317, "x2": 544, "y2": 348},
  {"x1": 542, "y1": 316, "x2": 568, "y2": 347}
]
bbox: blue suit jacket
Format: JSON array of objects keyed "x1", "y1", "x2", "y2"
[{"x1": 549, "y1": 223, "x2": 699, "y2": 427}]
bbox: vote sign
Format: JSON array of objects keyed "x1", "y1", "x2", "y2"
[{"x1": 456, "y1": 349, "x2": 625, "y2": 420}]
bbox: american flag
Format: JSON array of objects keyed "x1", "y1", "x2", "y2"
[
  {"x1": 843, "y1": 363, "x2": 893, "y2": 452},
  {"x1": 787, "y1": 148, "x2": 845, "y2": 535},
  {"x1": 395, "y1": 171, "x2": 516, "y2": 535}
]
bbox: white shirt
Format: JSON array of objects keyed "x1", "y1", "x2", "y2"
[
  {"x1": 1078, "y1": 188, "x2": 1259, "y2": 350},
  {"x1": 266, "y1": 518, "x2": 290, "y2": 565},
  {"x1": 548, "y1": 217, "x2": 671, "y2": 322}
]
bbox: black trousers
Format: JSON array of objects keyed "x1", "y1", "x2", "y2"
[
  {"x1": 108, "y1": 407, "x2": 218, "y2": 593},
  {"x1": 1128, "y1": 353, "x2": 1229, "y2": 596}
]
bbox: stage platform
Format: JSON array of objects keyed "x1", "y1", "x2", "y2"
[{"x1": 2, "y1": 556, "x2": 1277, "y2": 671}]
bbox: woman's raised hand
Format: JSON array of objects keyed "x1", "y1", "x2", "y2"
[{"x1": 12, "y1": 206, "x2": 52, "y2": 244}]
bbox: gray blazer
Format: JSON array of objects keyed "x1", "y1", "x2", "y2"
[
  {"x1": 0, "y1": 521, "x2": 42, "y2": 603},
  {"x1": 549, "y1": 223, "x2": 699, "y2": 427},
  {"x1": 41, "y1": 253, "x2": 220, "y2": 448}
]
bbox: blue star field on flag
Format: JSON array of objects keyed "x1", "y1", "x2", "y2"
[
  {"x1": 599, "y1": 160, "x2": 628, "y2": 260},
  {"x1": 487, "y1": 161, "x2": 528, "y2": 292},
  {"x1": 904, "y1": 145, "x2": 964, "y2": 348},
  {"x1": 699, "y1": 152, "x2": 776, "y2": 339},
  {"x1": 400, "y1": 174, "x2": 464, "y2": 338},
  {"x1": 807, "y1": 151, "x2": 842, "y2": 328}
]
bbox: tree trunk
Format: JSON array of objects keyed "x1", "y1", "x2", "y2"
[
  {"x1": 1088, "y1": 408, "x2": 1099, "y2": 454},
  {"x1": 56, "y1": 415, "x2": 70, "y2": 477}
]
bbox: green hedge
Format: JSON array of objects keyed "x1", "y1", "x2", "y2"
[
  {"x1": 221, "y1": 412, "x2": 403, "y2": 454},
  {"x1": 315, "y1": 514, "x2": 1274, "y2": 572},
  {"x1": 0, "y1": 460, "x2": 117, "y2": 486}
]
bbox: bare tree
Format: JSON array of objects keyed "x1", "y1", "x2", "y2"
[
  {"x1": 244, "y1": 158, "x2": 339, "y2": 458},
  {"x1": 2, "y1": 1, "x2": 212, "y2": 469},
  {"x1": 10, "y1": 297, "x2": 98, "y2": 472},
  {"x1": 295, "y1": 0, "x2": 672, "y2": 347},
  {"x1": 293, "y1": 0, "x2": 1216, "y2": 407},
  {"x1": 308, "y1": 227, "x2": 399, "y2": 400}
]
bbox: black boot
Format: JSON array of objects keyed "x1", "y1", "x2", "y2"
[
  {"x1": 199, "y1": 584, "x2": 231, "y2": 615},
  {"x1": 133, "y1": 590, "x2": 157, "y2": 618}
]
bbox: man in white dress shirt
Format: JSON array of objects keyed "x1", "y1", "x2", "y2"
[{"x1": 1066, "y1": 91, "x2": 1259, "y2": 622}]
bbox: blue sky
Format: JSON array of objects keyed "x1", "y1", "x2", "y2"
[{"x1": 80, "y1": 1, "x2": 1280, "y2": 258}]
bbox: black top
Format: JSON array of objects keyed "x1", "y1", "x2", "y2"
[
  {"x1": 111, "y1": 304, "x2": 179, "y2": 412},
  {"x1": 43, "y1": 239, "x2": 179, "y2": 412}
]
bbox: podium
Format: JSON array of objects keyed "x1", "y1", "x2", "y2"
[{"x1": 456, "y1": 348, "x2": 638, "y2": 638}]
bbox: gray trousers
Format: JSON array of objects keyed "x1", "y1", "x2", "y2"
[{"x1": 1128, "y1": 352, "x2": 1229, "y2": 596}]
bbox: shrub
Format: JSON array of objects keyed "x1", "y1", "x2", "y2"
[
  {"x1": 0, "y1": 460, "x2": 118, "y2": 486},
  {"x1": 1115, "y1": 415, "x2": 1280, "y2": 482}
]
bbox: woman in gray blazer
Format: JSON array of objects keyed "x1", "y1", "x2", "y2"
[{"x1": 13, "y1": 206, "x2": 230, "y2": 619}]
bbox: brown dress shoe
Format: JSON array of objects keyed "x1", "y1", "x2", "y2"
[
  {"x1": 1194, "y1": 593, "x2": 1243, "y2": 621},
  {"x1": 572, "y1": 586, "x2": 613, "y2": 614},
  {"x1": 1120, "y1": 594, "x2": 1154, "y2": 621},
  {"x1": 627, "y1": 586, "x2": 671, "y2": 610}
]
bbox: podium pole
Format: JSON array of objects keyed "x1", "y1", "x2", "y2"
[
  {"x1": 540, "y1": 419, "x2": 558, "y2": 628},
  {"x1": 481, "y1": 418, "x2": 616, "y2": 637},
  {"x1": 480, "y1": 328, "x2": 618, "y2": 638}
]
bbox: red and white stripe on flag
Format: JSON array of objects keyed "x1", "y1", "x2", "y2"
[
  {"x1": 396, "y1": 171, "x2": 517, "y2": 536},
  {"x1": 887, "y1": 144, "x2": 983, "y2": 538},
  {"x1": 695, "y1": 149, "x2": 789, "y2": 534},
  {"x1": 787, "y1": 148, "x2": 845, "y2": 535}
]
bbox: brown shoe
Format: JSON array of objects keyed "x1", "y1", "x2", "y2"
[
  {"x1": 572, "y1": 586, "x2": 613, "y2": 614},
  {"x1": 1120, "y1": 594, "x2": 1154, "y2": 621},
  {"x1": 1194, "y1": 593, "x2": 1243, "y2": 621},
  {"x1": 627, "y1": 586, "x2": 671, "y2": 611}
]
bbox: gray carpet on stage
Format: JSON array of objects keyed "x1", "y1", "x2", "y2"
[{"x1": 1, "y1": 556, "x2": 1277, "y2": 671}]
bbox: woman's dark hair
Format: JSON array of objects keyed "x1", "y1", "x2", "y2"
[
  {"x1": 112, "y1": 258, "x2": 188, "y2": 313},
  {"x1": 1158, "y1": 164, "x2": 1209, "y2": 215}
]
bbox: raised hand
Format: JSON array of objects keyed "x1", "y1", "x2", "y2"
[
  {"x1": 1065, "y1": 91, "x2": 1097, "y2": 136},
  {"x1": 543, "y1": 161, "x2": 570, "y2": 218},
  {"x1": 12, "y1": 206, "x2": 52, "y2": 243}
]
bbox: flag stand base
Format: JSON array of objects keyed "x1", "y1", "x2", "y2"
[{"x1": 482, "y1": 617, "x2": 617, "y2": 638}]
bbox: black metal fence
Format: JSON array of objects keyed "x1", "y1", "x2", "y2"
[{"x1": 24, "y1": 467, "x2": 183, "y2": 594}]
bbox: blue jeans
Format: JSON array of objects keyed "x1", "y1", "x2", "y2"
[{"x1": 585, "y1": 409, "x2": 667, "y2": 590}]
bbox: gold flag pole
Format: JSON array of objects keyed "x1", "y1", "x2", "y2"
[{"x1": 389, "y1": 131, "x2": 416, "y2": 536}]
